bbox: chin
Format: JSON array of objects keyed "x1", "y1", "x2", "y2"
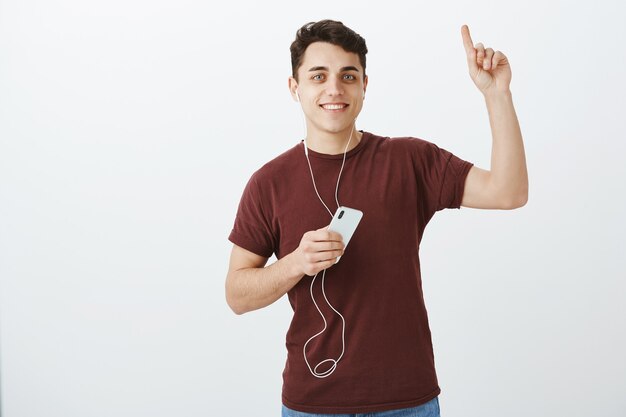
[{"x1": 319, "y1": 121, "x2": 356, "y2": 134}]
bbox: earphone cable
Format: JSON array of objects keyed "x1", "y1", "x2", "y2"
[
  {"x1": 298, "y1": 106, "x2": 356, "y2": 378},
  {"x1": 303, "y1": 123, "x2": 355, "y2": 217}
]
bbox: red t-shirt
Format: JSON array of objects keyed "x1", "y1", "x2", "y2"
[{"x1": 228, "y1": 131, "x2": 473, "y2": 414}]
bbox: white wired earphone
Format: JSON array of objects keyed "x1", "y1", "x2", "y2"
[{"x1": 295, "y1": 88, "x2": 363, "y2": 378}]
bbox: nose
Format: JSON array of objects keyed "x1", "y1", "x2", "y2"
[{"x1": 325, "y1": 76, "x2": 344, "y2": 96}]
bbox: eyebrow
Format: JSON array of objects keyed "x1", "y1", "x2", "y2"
[{"x1": 308, "y1": 66, "x2": 360, "y2": 72}]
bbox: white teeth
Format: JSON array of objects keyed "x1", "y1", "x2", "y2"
[{"x1": 322, "y1": 104, "x2": 346, "y2": 110}]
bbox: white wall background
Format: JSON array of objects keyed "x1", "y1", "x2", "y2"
[{"x1": 1, "y1": 0, "x2": 625, "y2": 416}]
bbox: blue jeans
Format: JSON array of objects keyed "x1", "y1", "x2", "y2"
[{"x1": 281, "y1": 397, "x2": 440, "y2": 417}]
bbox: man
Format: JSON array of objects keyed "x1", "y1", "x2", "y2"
[{"x1": 225, "y1": 19, "x2": 528, "y2": 417}]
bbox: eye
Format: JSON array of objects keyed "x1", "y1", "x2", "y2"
[
  {"x1": 343, "y1": 74, "x2": 356, "y2": 81},
  {"x1": 312, "y1": 74, "x2": 325, "y2": 81}
]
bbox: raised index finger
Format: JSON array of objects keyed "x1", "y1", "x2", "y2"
[
  {"x1": 461, "y1": 24, "x2": 478, "y2": 71},
  {"x1": 461, "y1": 24, "x2": 474, "y2": 54}
]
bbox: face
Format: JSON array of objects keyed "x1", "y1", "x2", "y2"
[{"x1": 289, "y1": 42, "x2": 368, "y2": 138}]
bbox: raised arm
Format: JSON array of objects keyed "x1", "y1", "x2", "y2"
[{"x1": 459, "y1": 24, "x2": 528, "y2": 210}]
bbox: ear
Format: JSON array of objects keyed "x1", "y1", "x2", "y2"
[
  {"x1": 363, "y1": 75, "x2": 369, "y2": 97},
  {"x1": 288, "y1": 76, "x2": 299, "y2": 102}
]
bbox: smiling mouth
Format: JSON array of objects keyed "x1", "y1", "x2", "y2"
[{"x1": 320, "y1": 103, "x2": 349, "y2": 111}]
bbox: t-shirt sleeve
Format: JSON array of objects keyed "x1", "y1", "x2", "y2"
[
  {"x1": 414, "y1": 139, "x2": 474, "y2": 219},
  {"x1": 228, "y1": 173, "x2": 276, "y2": 258}
]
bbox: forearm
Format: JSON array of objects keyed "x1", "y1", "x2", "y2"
[
  {"x1": 226, "y1": 252, "x2": 304, "y2": 315},
  {"x1": 485, "y1": 90, "x2": 529, "y2": 206}
]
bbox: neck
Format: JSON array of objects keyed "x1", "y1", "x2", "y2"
[{"x1": 304, "y1": 124, "x2": 362, "y2": 155}]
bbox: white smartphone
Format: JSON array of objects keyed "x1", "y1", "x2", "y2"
[{"x1": 327, "y1": 206, "x2": 363, "y2": 264}]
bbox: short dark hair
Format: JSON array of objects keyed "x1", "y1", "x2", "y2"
[{"x1": 290, "y1": 19, "x2": 368, "y2": 81}]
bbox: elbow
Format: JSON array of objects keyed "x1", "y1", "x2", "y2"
[
  {"x1": 502, "y1": 196, "x2": 527, "y2": 210},
  {"x1": 226, "y1": 298, "x2": 245, "y2": 315},
  {"x1": 231, "y1": 307, "x2": 246, "y2": 316},
  {"x1": 226, "y1": 296, "x2": 247, "y2": 316},
  {"x1": 517, "y1": 191, "x2": 529, "y2": 208},
  {"x1": 501, "y1": 188, "x2": 528, "y2": 210},
  {"x1": 225, "y1": 275, "x2": 247, "y2": 315}
]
